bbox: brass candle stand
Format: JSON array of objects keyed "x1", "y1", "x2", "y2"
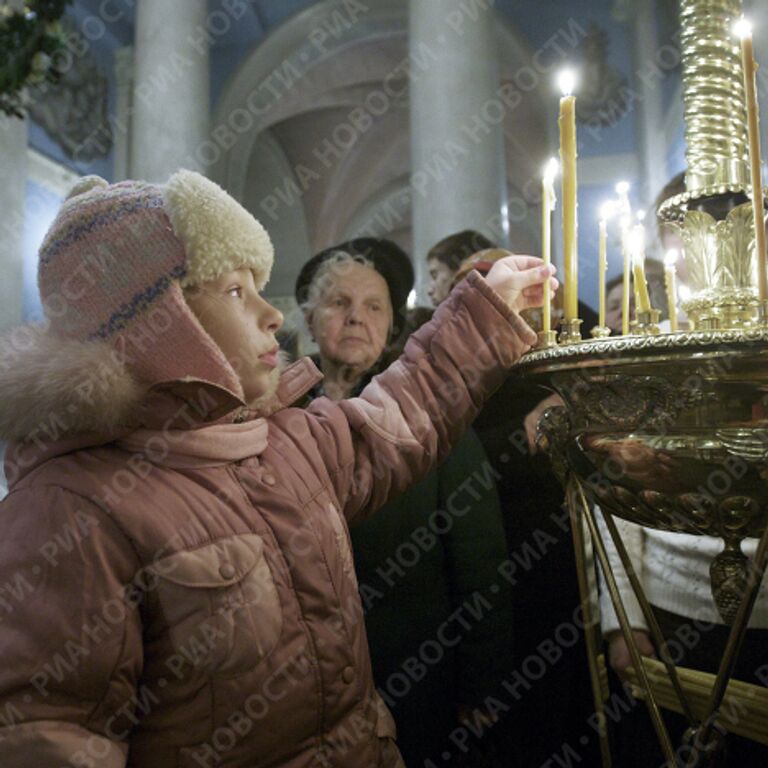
[
  {"x1": 516, "y1": 332, "x2": 768, "y2": 767},
  {"x1": 558, "y1": 318, "x2": 583, "y2": 345},
  {"x1": 521, "y1": 1, "x2": 768, "y2": 762},
  {"x1": 635, "y1": 308, "x2": 662, "y2": 336}
]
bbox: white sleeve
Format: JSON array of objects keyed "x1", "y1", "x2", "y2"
[{"x1": 596, "y1": 507, "x2": 648, "y2": 635}]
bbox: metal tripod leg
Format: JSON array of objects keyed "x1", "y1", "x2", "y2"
[
  {"x1": 573, "y1": 479, "x2": 678, "y2": 765},
  {"x1": 566, "y1": 478, "x2": 612, "y2": 768},
  {"x1": 685, "y1": 521, "x2": 768, "y2": 767},
  {"x1": 599, "y1": 505, "x2": 696, "y2": 728}
]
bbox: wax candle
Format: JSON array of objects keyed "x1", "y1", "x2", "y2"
[
  {"x1": 558, "y1": 70, "x2": 578, "y2": 321},
  {"x1": 736, "y1": 18, "x2": 767, "y2": 301},
  {"x1": 665, "y1": 249, "x2": 679, "y2": 332},
  {"x1": 598, "y1": 201, "x2": 614, "y2": 330},
  {"x1": 616, "y1": 182, "x2": 632, "y2": 334},
  {"x1": 630, "y1": 224, "x2": 651, "y2": 312},
  {"x1": 541, "y1": 158, "x2": 559, "y2": 334}
]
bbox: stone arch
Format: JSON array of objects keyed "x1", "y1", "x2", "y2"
[{"x1": 212, "y1": 0, "x2": 548, "y2": 294}]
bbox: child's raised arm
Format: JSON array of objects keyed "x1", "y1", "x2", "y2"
[{"x1": 284, "y1": 256, "x2": 556, "y2": 522}]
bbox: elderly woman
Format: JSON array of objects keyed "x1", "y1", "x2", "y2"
[
  {"x1": 295, "y1": 239, "x2": 412, "y2": 399},
  {"x1": 297, "y1": 240, "x2": 512, "y2": 767}
]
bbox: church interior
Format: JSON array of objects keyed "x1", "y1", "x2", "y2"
[{"x1": 1, "y1": 1, "x2": 768, "y2": 767}]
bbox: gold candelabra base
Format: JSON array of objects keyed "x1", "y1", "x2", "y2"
[
  {"x1": 559, "y1": 318, "x2": 583, "y2": 345},
  {"x1": 517, "y1": 331, "x2": 768, "y2": 767},
  {"x1": 636, "y1": 308, "x2": 662, "y2": 336},
  {"x1": 537, "y1": 329, "x2": 558, "y2": 349}
]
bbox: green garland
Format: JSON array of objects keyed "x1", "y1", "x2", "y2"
[{"x1": 0, "y1": 0, "x2": 72, "y2": 118}]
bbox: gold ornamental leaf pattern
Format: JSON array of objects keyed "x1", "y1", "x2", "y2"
[
  {"x1": 714, "y1": 204, "x2": 757, "y2": 288},
  {"x1": 680, "y1": 211, "x2": 717, "y2": 290}
]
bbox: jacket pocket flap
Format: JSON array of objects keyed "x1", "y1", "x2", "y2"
[
  {"x1": 147, "y1": 534, "x2": 263, "y2": 588},
  {"x1": 373, "y1": 693, "x2": 398, "y2": 739}
]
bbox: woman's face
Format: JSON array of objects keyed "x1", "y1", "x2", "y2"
[
  {"x1": 309, "y1": 261, "x2": 392, "y2": 372},
  {"x1": 427, "y1": 258, "x2": 456, "y2": 306},
  {"x1": 184, "y1": 268, "x2": 284, "y2": 405},
  {"x1": 605, "y1": 282, "x2": 634, "y2": 334}
]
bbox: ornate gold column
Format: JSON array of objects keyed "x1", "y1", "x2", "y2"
[{"x1": 659, "y1": 0, "x2": 767, "y2": 329}]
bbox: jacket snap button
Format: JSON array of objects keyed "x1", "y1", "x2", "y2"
[
  {"x1": 219, "y1": 563, "x2": 236, "y2": 580},
  {"x1": 342, "y1": 666, "x2": 354, "y2": 684},
  {"x1": 262, "y1": 473, "x2": 276, "y2": 486}
]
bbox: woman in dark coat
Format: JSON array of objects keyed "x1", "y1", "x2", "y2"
[{"x1": 297, "y1": 240, "x2": 513, "y2": 766}]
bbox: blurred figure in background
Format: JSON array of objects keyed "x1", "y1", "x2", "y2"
[
  {"x1": 298, "y1": 239, "x2": 512, "y2": 767},
  {"x1": 427, "y1": 230, "x2": 495, "y2": 306},
  {"x1": 447, "y1": 249, "x2": 601, "y2": 767}
]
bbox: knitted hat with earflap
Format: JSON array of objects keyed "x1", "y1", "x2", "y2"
[{"x1": 0, "y1": 170, "x2": 274, "y2": 441}]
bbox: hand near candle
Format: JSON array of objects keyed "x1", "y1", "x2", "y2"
[{"x1": 485, "y1": 253, "x2": 559, "y2": 314}]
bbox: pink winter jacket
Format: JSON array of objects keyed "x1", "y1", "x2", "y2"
[{"x1": 0, "y1": 274, "x2": 534, "y2": 767}]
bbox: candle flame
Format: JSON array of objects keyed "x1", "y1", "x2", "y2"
[
  {"x1": 543, "y1": 158, "x2": 559, "y2": 211},
  {"x1": 679, "y1": 284, "x2": 691, "y2": 301},
  {"x1": 615, "y1": 181, "x2": 630, "y2": 196},
  {"x1": 600, "y1": 201, "x2": 616, "y2": 222},
  {"x1": 557, "y1": 69, "x2": 577, "y2": 97},
  {"x1": 735, "y1": 16, "x2": 753, "y2": 40},
  {"x1": 636, "y1": 209, "x2": 647, "y2": 222},
  {"x1": 665, "y1": 249, "x2": 679, "y2": 267},
  {"x1": 628, "y1": 224, "x2": 645, "y2": 262},
  {"x1": 543, "y1": 157, "x2": 559, "y2": 184}
]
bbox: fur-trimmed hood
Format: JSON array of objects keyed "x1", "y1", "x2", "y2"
[
  {"x1": 12, "y1": 169, "x2": 281, "y2": 451},
  {"x1": 0, "y1": 324, "x2": 323, "y2": 486},
  {"x1": 0, "y1": 326, "x2": 145, "y2": 443}
]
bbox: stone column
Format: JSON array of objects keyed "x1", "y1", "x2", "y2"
[
  {"x1": 0, "y1": 0, "x2": 27, "y2": 331},
  {"x1": 0, "y1": 114, "x2": 27, "y2": 331},
  {"x1": 130, "y1": 0, "x2": 210, "y2": 181},
  {"x1": 113, "y1": 45, "x2": 134, "y2": 182},
  {"x1": 632, "y1": 0, "x2": 668, "y2": 205},
  {"x1": 409, "y1": 0, "x2": 508, "y2": 300}
]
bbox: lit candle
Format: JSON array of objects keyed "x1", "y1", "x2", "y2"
[
  {"x1": 598, "y1": 201, "x2": 614, "y2": 329},
  {"x1": 558, "y1": 69, "x2": 579, "y2": 321},
  {"x1": 634, "y1": 211, "x2": 647, "y2": 312},
  {"x1": 541, "y1": 158, "x2": 559, "y2": 334},
  {"x1": 616, "y1": 182, "x2": 632, "y2": 334},
  {"x1": 630, "y1": 224, "x2": 651, "y2": 312},
  {"x1": 665, "y1": 249, "x2": 679, "y2": 332},
  {"x1": 736, "y1": 18, "x2": 767, "y2": 302}
]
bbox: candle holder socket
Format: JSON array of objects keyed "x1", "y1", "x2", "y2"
[
  {"x1": 590, "y1": 326, "x2": 611, "y2": 339},
  {"x1": 636, "y1": 308, "x2": 661, "y2": 336},
  {"x1": 757, "y1": 301, "x2": 768, "y2": 328},
  {"x1": 537, "y1": 330, "x2": 559, "y2": 349},
  {"x1": 558, "y1": 318, "x2": 583, "y2": 345}
]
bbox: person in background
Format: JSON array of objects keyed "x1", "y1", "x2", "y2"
[
  {"x1": 295, "y1": 238, "x2": 412, "y2": 401},
  {"x1": 297, "y1": 240, "x2": 512, "y2": 767},
  {"x1": 427, "y1": 230, "x2": 495, "y2": 306},
  {"x1": 448, "y1": 249, "x2": 601, "y2": 767}
]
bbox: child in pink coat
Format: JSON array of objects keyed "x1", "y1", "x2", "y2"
[{"x1": 0, "y1": 171, "x2": 555, "y2": 768}]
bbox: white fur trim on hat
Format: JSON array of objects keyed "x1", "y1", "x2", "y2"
[{"x1": 163, "y1": 170, "x2": 274, "y2": 290}]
